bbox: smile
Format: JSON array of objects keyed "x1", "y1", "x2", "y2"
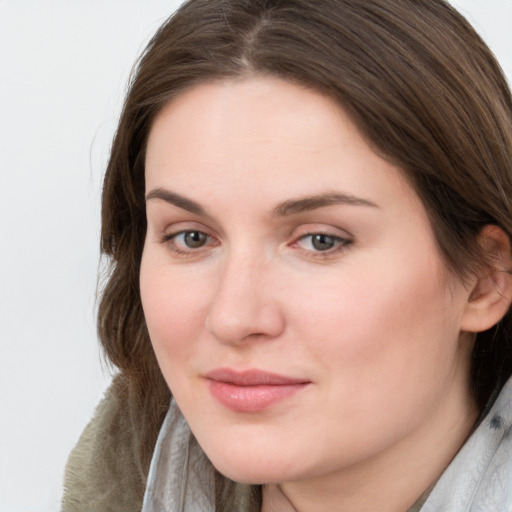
[{"x1": 205, "y1": 368, "x2": 311, "y2": 413}]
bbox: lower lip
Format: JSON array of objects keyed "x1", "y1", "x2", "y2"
[{"x1": 207, "y1": 381, "x2": 308, "y2": 413}]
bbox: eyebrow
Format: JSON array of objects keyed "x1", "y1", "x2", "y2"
[
  {"x1": 145, "y1": 187, "x2": 378, "y2": 217},
  {"x1": 272, "y1": 192, "x2": 379, "y2": 216},
  {"x1": 146, "y1": 188, "x2": 206, "y2": 216}
]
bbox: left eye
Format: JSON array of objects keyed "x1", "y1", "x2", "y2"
[
  {"x1": 169, "y1": 230, "x2": 210, "y2": 250},
  {"x1": 296, "y1": 233, "x2": 349, "y2": 252}
]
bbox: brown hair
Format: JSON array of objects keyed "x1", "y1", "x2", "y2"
[{"x1": 98, "y1": 0, "x2": 512, "y2": 494}]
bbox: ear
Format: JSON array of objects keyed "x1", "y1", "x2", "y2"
[{"x1": 461, "y1": 225, "x2": 512, "y2": 333}]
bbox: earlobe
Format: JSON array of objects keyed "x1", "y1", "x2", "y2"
[{"x1": 461, "y1": 225, "x2": 512, "y2": 333}]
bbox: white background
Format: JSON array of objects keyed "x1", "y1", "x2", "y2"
[{"x1": 0, "y1": 1, "x2": 510, "y2": 511}]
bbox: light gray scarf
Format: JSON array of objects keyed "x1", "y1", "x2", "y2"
[
  {"x1": 142, "y1": 377, "x2": 512, "y2": 512},
  {"x1": 141, "y1": 400, "x2": 215, "y2": 512},
  {"x1": 420, "y1": 377, "x2": 512, "y2": 511}
]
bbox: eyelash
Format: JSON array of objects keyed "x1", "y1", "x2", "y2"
[{"x1": 159, "y1": 229, "x2": 352, "y2": 259}]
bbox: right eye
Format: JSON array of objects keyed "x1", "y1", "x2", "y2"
[{"x1": 162, "y1": 230, "x2": 216, "y2": 256}]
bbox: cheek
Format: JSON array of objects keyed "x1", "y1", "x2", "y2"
[
  {"x1": 139, "y1": 255, "x2": 211, "y2": 378},
  {"x1": 291, "y1": 253, "x2": 462, "y2": 386},
  {"x1": 282, "y1": 259, "x2": 466, "y2": 460}
]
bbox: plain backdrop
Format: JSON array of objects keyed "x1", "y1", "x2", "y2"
[{"x1": 0, "y1": 1, "x2": 510, "y2": 511}]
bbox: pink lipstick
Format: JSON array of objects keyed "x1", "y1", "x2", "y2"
[{"x1": 205, "y1": 368, "x2": 310, "y2": 412}]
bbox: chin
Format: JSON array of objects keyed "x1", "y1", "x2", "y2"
[
  {"x1": 204, "y1": 443, "x2": 303, "y2": 485},
  {"x1": 213, "y1": 462, "x2": 288, "y2": 485}
]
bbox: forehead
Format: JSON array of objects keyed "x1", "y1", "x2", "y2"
[
  {"x1": 145, "y1": 76, "x2": 420, "y2": 215},
  {"x1": 146, "y1": 76, "x2": 360, "y2": 159}
]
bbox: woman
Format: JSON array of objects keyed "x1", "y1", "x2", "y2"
[{"x1": 62, "y1": 0, "x2": 512, "y2": 510}]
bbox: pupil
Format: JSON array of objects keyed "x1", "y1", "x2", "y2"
[
  {"x1": 312, "y1": 234, "x2": 334, "y2": 251},
  {"x1": 184, "y1": 231, "x2": 206, "y2": 248}
]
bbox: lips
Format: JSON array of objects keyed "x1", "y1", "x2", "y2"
[{"x1": 205, "y1": 368, "x2": 310, "y2": 412}]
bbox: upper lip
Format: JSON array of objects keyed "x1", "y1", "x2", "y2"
[{"x1": 205, "y1": 368, "x2": 310, "y2": 386}]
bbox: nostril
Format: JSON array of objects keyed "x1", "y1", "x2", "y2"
[{"x1": 205, "y1": 301, "x2": 285, "y2": 345}]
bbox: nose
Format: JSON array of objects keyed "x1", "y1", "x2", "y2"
[{"x1": 205, "y1": 252, "x2": 285, "y2": 345}]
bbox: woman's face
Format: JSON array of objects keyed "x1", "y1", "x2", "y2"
[{"x1": 141, "y1": 77, "x2": 476, "y2": 487}]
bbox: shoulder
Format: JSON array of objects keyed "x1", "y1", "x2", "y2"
[{"x1": 61, "y1": 376, "x2": 146, "y2": 512}]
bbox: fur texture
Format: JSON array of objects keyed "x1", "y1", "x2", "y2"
[{"x1": 61, "y1": 377, "x2": 147, "y2": 512}]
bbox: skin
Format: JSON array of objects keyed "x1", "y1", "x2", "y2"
[{"x1": 140, "y1": 76, "x2": 482, "y2": 511}]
